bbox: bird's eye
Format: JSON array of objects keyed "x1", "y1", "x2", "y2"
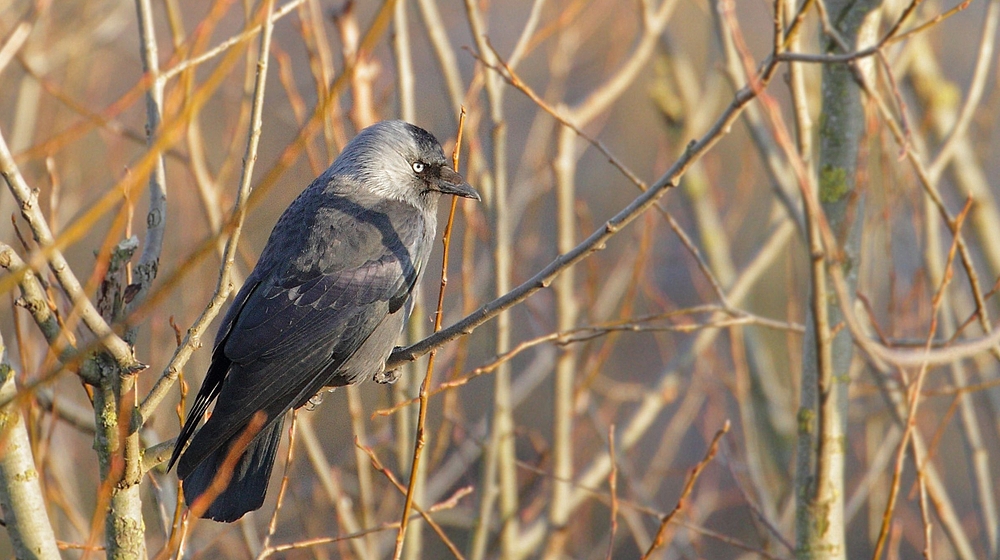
[{"x1": 411, "y1": 161, "x2": 425, "y2": 174}]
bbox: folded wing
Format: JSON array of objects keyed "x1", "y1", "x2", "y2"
[{"x1": 171, "y1": 191, "x2": 428, "y2": 477}]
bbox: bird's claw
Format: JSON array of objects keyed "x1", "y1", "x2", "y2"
[{"x1": 374, "y1": 367, "x2": 401, "y2": 384}]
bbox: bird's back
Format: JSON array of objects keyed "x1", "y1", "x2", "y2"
[{"x1": 175, "y1": 175, "x2": 435, "y2": 478}]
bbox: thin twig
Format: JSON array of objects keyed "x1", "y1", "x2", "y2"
[
  {"x1": 376, "y1": 307, "x2": 802, "y2": 418},
  {"x1": 185, "y1": 412, "x2": 267, "y2": 520},
  {"x1": 640, "y1": 420, "x2": 730, "y2": 559},
  {"x1": 462, "y1": 1, "x2": 520, "y2": 554},
  {"x1": 357, "y1": 439, "x2": 466, "y2": 560},
  {"x1": 157, "y1": 0, "x2": 304, "y2": 83},
  {"x1": 393, "y1": 109, "x2": 467, "y2": 559},
  {"x1": 873, "y1": 198, "x2": 973, "y2": 559},
  {"x1": 255, "y1": 486, "x2": 473, "y2": 558}
]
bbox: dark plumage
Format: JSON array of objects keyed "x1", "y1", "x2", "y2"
[{"x1": 168, "y1": 121, "x2": 479, "y2": 522}]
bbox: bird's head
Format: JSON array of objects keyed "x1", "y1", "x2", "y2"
[{"x1": 331, "y1": 120, "x2": 481, "y2": 207}]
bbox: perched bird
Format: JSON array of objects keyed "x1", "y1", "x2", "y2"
[{"x1": 168, "y1": 120, "x2": 480, "y2": 522}]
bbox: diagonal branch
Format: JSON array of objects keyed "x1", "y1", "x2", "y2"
[
  {"x1": 387, "y1": 49, "x2": 784, "y2": 371},
  {"x1": 0, "y1": 126, "x2": 142, "y2": 375}
]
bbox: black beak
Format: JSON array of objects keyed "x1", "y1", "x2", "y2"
[{"x1": 435, "y1": 166, "x2": 481, "y2": 201}]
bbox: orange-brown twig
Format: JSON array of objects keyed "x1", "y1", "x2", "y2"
[
  {"x1": 393, "y1": 107, "x2": 467, "y2": 559},
  {"x1": 641, "y1": 420, "x2": 730, "y2": 559},
  {"x1": 357, "y1": 438, "x2": 466, "y2": 559}
]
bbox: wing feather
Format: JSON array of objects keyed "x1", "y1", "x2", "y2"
[{"x1": 174, "y1": 190, "x2": 431, "y2": 476}]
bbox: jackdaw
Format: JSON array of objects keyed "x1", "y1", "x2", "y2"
[{"x1": 167, "y1": 120, "x2": 480, "y2": 522}]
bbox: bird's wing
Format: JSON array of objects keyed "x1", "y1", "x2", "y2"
[
  {"x1": 167, "y1": 280, "x2": 260, "y2": 471},
  {"x1": 174, "y1": 193, "x2": 429, "y2": 475}
]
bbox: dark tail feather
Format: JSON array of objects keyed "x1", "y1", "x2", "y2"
[{"x1": 181, "y1": 418, "x2": 284, "y2": 522}]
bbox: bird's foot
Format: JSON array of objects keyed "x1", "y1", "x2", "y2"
[
  {"x1": 374, "y1": 367, "x2": 401, "y2": 384},
  {"x1": 305, "y1": 392, "x2": 325, "y2": 410}
]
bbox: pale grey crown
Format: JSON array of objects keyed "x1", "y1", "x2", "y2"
[{"x1": 327, "y1": 120, "x2": 451, "y2": 208}]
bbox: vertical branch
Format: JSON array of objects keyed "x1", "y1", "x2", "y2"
[
  {"x1": 919, "y1": 190, "x2": 1000, "y2": 557},
  {"x1": 96, "y1": 240, "x2": 145, "y2": 560},
  {"x1": 300, "y1": 0, "x2": 346, "y2": 158},
  {"x1": 873, "y1": 200, "x2": 971, "y2": 557},
  {"x1": 462, "y1": 2, "x2": 519, "y2": 557},
  {"x1": 346, "y1": 386, "x2": 378, "y2": 556},
  {"x1": 543, "y1": 2, "x2": 677, "y2": 555},
  {"x1": 415, "y1": 0, "x2": 466, "y2": 119},
  {"x1": 393, "y1": 0, "x2": 415, "y2": 123},
  {"x1": 795, "y1": 1, "x2": 880, "y2": 559},
  {"x1": 296, "y1": 416, "x2": 371, "y2": 560},
  {"x1": 704, "y1": 3, "x2": 805, "y2": 528},
  {"x1": 605, "y1": 425, "x2": 618, "y2": 560},
  {"x1": 546, "y1": 123, "x2": 578, "y2": 556},
  {"x1": 89, "y1": 2, "x2": 170, "y2": 555},
  {"x1": 907, "y1": 6, "x2": 1000, "y2": 280},
  {"x1": 141, "y1": 4, "x2": 275, "y2": 552},
  {"x1": 258, "y1": 413, "x2": 298, "y2": 558},
  {"x1": 785, "y1": 0, "x2": 814, "y2": 164},
  {"x1": 336, "y1": 2, "x2": 380, "y2": 130},
  {"x1": 905, "y1": 9, "x2": 1000, "y2": 553},
  {"x1": 0, "y1": 332, "x2": 61, "y2": 560},
  {"x1": 128, "y1": 0, "x2": 169, "y2": 316},
  {"x1": 170, "y1": 0, "x2": 251, "y2": 284},
  {"x1": 796, "y1": 162, "x2": 838, "y2": 560}
]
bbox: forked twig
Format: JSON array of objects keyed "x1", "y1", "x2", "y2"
[
  {"x1": 873, "y1": 198, "x2": 974, "y2": 559},
  {"x1": 357, "y1": 439, "x2": 466, "y2": 559},
  {"x1": 255, "y1": 486, "x2": 472, "y2": 558}
]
